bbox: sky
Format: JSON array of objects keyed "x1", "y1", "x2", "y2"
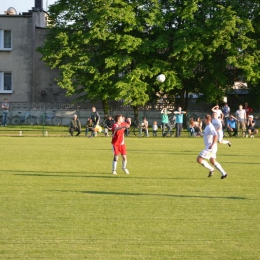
[{"x1": 1, "y1": 0, "x2": 57, "y2": 14}]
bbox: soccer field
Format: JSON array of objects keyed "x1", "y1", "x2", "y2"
[{"x1": 0, "y1": 136, "x2": 259, "y2": 259}]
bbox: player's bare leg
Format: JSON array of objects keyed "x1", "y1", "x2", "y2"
[
  {"x1": 122, "y1": 155, "x2": 129, "y2": 174},
  {"x1": 197, "y1": 156, "x2": 215, "y2": 177}
]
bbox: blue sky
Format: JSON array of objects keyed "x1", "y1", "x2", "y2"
[{"x1": 1, "y1": 0, "x2": 57, "y2": 14}]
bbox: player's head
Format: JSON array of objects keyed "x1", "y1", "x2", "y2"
[
  {"x1": 204, "y1": 114, "x2": 212, "y2": 124},
  {"x1": 92, "y1": 107, "x2": 96, "y2": 112},
  {"x1": 212, "y1": 112, "x2": 218, "y2": 119},
  {"x1": 115, "y1": 114, "x2": 123, "y2": 123}
]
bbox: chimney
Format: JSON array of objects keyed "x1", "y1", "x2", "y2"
[{"x1": 35, "y1": 0, "x2": 43, "y2": 9}]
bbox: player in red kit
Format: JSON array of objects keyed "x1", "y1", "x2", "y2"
[{"x1": 111, "y1": 114, "x2": 131, "y2": 175}]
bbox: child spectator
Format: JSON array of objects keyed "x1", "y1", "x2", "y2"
[{"x1": 152, "y1": 121, "x2": 158, "y2": 136}]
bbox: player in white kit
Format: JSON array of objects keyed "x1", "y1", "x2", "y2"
[{"x1": 197, "y1": 114, "x2": 228, "y2": 179}]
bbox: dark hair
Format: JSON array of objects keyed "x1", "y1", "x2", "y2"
[
  {"x1": 114, "y1": 114, "x2": 122, "y2": 122},
  {"x1": 204, "y1": 114, "x2": 212, "y2": 121}
]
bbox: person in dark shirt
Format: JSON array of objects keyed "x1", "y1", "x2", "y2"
[
  {"x1": 90, "y1": 107, "x2": 100, "y2": 127},
  {"x1": 68, "y1": 115, "x2": 81, "y2": 136},
  {"x1": 103, "y1": 115, "x2": 114, "y2": 137}
]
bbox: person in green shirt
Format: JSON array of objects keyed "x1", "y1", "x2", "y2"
[{"x1": 161, "y1": 108, "x2": 172, "y2": 137}]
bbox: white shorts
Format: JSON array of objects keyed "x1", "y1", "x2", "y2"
[
  {"x1": 217, "y1": 131, "x2": 223, "y2": 142},
  {"x1": 199, "y1": 145, "x2": 217, "y2": 159}
]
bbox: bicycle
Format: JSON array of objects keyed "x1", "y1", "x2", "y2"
[
  {"x1": 11, "y1": 109, "x2": 37, "y2": 125},
  {"x1": 124, "y1": 113, "x2": 140, "y2": 136},
  {"x1": 37, "y1": 110, "x2": 62, "y2": 126}
]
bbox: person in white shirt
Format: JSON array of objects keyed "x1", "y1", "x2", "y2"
[
  {"x1": 197, "y1": 114, "x2": 228, "y2": 179},
  {"x1": 139, "y1": 118, "x2": 149, "y2": 137},
  {"x1": 212, "y1": 112, "x2": 231, "y2": 147},
  {"x1": 235, "y1": 105, "x2": 247, "y2": 136},
  {"x1": 152, "y1": 121, "x2": 158, "y2": 137},
  {"x1": 211, "y1": 105, "x2": 223, "y2": 119}
]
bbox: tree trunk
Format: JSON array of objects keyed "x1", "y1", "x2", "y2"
[
  {"x1": 133, "y1": 105, "x2": 139, "y2": 120},
  {"x1": 102, "y1": 100, "x2": 110, "y2": 119}
]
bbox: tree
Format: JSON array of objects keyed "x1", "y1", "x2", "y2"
[
  {"x1": 39, "y1": 0, "x2": 260, "y2": 114},
  {"x1": 164, "y1": 0, "x2": 260, "y2": 107},
  {"x1": 38, "y1": 0, "x2": 180, "y2": 116}
]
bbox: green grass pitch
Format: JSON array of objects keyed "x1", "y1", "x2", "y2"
[{"x1": 0, "y1": 136, "x2": 259, "y2": 259}]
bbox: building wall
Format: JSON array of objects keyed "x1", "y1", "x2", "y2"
[
  {"x1": 0, "y1": 11, "x2": 75, "y2": 104},
  {"x1": 0, "y1": 15, "x2": 33, "y2": 102}
]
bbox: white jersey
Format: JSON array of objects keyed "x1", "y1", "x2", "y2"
[
  {"x1": 203, "y1": 123, "x2": 218, "y2": 149},
  {"x1": 212, "y1": 118, "x2": 223, "y2": 141},
  {"x1": 236, "y1": 109, "x2": 246, "y2": 122},
  {"x1": 212, "y1": 109, "x2": 223, "y2": 119},
  {"x1": 212, "y1": 118, "x2": 222, "y2": 131}
]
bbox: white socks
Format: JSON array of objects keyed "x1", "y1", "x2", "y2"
[
  {"x1": 201, "y1": 160, "x2": 214, "y2": 172},
  {"x1": 122, "y1": 159, "x2": 127, "y2": 169},
  {"x1": 214, "y1": 162, "x2": 227, "y2": 176},
  {"x1": 112, "y1": 161, "x2": 117, "y2": 171},
  {"x1": 222, "y1": 140, "x2": 230, "y2": 145}
]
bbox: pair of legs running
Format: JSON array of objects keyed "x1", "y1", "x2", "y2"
[{"x1": 197, "y1": 147, "x2": 228, "y2": 179}]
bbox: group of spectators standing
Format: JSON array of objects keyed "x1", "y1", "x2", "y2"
[
  {"x1": 211, "y1": 102, "x2": 258, "y2": 138},
  {"x1": 68, "y1": 102, "x2": 258, "y2": 138},
  {"x1": 68, "y1": 106, "x2": 188, "y2": 138}
]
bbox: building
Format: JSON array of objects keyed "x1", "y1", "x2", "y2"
[{"x1": 0, "y1": 0, "x2": 73, "y2": 104}]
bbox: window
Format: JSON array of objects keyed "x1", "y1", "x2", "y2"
[
  {"x1": 0, "y1": 30, "x2": 12, "y2": 50},
  {"x1": 0, "y1": 72, "x2": 12, "y2": 93}
]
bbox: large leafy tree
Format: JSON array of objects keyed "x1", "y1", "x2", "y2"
[
  {"x1": 39, "y1": 0, "x2": 260, "y2": 113},
  {"x1": 163, "y1": 0, "x2": 260, "y2": 107},
  {"x1": 38, "y1": 0, "x2": 180, "y2": 116}
]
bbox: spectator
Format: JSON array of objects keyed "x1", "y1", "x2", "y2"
[
  {"x1": 197, "y1": 117, "x2": 203, "y2": 132},
  {"x1": 174, "y1": 107, "x2": 186, "y2": 137},
  {"x1": 69, "y1": 115, "x2": 81, "y2": 136},
  {"x1": 152, "y1": 121, "x2": 158, "y2": 137},
  {"x1": 247, "y1": 115, "x2": 258, "y2": 138},
  {"x1": 236, "y1": 105, "x2": 247, "y2": 137},
  {"x1": 212, "y1": 105, "x2": 223, "y2": 119},
  {"x1": 161, "y1": 108, "x2": 172, "y2": 137},
  {"x1": 226, "y1": 115, "x2": 238, "y2": 137},
  {"x1": 85, "y1": 118, "x2": 95, "y2": 137},
  {"x1": 189, "y1": 117, "x2": 202, "y2": 137},
  {"x1": 103, "y1": 115, "x2": 114, "y2": 137},
  {"x1": 1, "y1": 98, "x2": 9, "y2": 126},
  {"x1": 90, "y1": 107, "x2": 100, "y2": 127},
  {"x1": 139, "y1": 118, "x2": 149, "y2": 137},
  {"x1": 222, "y1": 103, "x2": 230, "y2": 130},
  {"x1": 244, "y1": 102, "x2": 253, "y2": 118}
]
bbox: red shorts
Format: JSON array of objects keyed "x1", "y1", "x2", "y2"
[{"x1": 112, "y1": 144, "x2": 127, "y2": 155}]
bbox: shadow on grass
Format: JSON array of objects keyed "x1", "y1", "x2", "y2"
[
  {"x1": 11, "y1": 171, "x2": 192, "y2": 180},
  {"x1": 55, "y1": 190, "x2": 247, "y2": 200}
]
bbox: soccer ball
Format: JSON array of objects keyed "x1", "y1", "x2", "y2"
[{"x1": 157, "y1": 74, "x2": 166, "y2": 83}]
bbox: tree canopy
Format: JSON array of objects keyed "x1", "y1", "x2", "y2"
[{"x1": 38, "y1": 0, "x2": 260, "y2": 112}]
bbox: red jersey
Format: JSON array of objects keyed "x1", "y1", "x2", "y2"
[{"x1": 111, "y1": 122, "x2": 129, "y2": 145}]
